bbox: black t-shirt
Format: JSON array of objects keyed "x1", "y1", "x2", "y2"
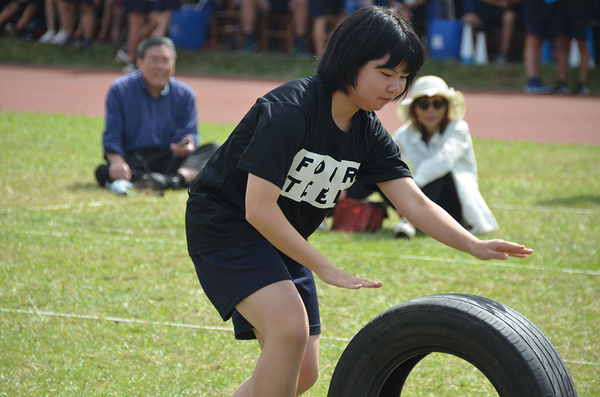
[{"x1": 186, "y1": 76, "x2": 412, "y2": 256}]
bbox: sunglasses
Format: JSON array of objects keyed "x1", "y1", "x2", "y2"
[{"x1": 415, "y1": 98, "x2": 447, "y2": 110}]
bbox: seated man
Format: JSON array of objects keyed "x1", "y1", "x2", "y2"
[{"x1": 95, "y1": 36, "x2": 218, "y2": 193}]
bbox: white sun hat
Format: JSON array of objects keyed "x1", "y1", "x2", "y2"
[{"x1": 397, "y1": 75, "x2": 466, "y2": 122}]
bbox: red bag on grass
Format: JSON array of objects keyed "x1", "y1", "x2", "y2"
[{"x1": 331, "y1": 197, "x2": 385, "y2": 233}]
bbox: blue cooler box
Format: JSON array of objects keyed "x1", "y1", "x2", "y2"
[
  {"x1": 169, "y1": 6, "x2": 212, "y2": 50},
  {"x1": 428, "y1": 19, "x2": 463, "y2": 60}
]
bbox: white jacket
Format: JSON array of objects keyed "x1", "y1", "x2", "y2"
[{"x1": 393, "y1": 119, "x2": 498, "y2": 234}]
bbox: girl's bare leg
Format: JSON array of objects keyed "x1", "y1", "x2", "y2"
[{"x1": 232, "y1": 280, "x2": 316, "y2": 397}]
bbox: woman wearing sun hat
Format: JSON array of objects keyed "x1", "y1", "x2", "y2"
[{"x1": 392, "y1": 75, "x2": 498, "y2": 238}]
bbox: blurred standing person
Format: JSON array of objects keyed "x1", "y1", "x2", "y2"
[
  {"x1": 39, "y1": 0, "x2": 61, "y2": 42},
  {"x1": 551, "y1": 0, "x2": 593, "y2": 95},
  {"x1": 394, "y1": 0, "x2": 428, "y2": 36},
  {"x1": 522, "y1": 0, "x2": 554, "y2": 93},
  {"x1": 461, "y1": 0, "x2": 524, "y2": 64},
  {"x1": 0, "y1": 0, "x2": 43, "y2": 37},
  {"x1": 239, "y1": 0, "x2": 310, "y2": 55},
  {"x1": 97, "y1": 0, "x2": 112, "y2": 42},
  {"x1": 311, "y1": 0, "x2": 345, "y2": 57},
  {"x1": 122, "y1": 0, "x2": 158, "y2": 73},
  {"x1": 149, "y1": 0, "x2": 179, "y2": 37},
  {"x1": 77, "y1": 0, "x2": 99, "y2": 47}
]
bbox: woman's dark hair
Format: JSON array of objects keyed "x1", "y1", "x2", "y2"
[
  {"x1": 317, "y1": 6, "x2": 425, "y2": 100},
  {"x1": 137, "y1": 36, "x2": 177, "y2": 60}
]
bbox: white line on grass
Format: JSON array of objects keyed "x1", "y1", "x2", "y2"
[
  {"x1": 364, "y1": 253, "x2": 600, "y2": 276},
  {"x1": 7, "y1": 230, "x2": 599, "y2": 276},
  {"x1": 490, "y1": 204, "x2": 599, "y2": 215},
  {"x1": 2, "y1": 307, "x2": 597, "y2": 365},
  {"x1": 0, "y1": 199, "x2": 150, "y2": 214},
  {"x1": 0, "y1": 308, "x2": 351, "y2": 342}
]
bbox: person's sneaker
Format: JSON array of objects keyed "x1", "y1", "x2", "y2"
[
  {"x1": 553, "y1": 82, "x2": 569, "y2": 95},
  {"x1": 114, "y1": 48, "x2": 131, "y2": 64},
  {"x1": 122, "y1": 63, "x2": 137, "y2": 74},
  {"x1": 97, "y1": 32, "x2": 108, "y2": 42},
  {"x1": 495, "y1": 52, "x2": 508, "y2": 65},
  {"x1": 292, "y1": 36, "x2": 310, "y2": 57},
  {"x1": 138, "y1": 172, "x2": 169, "y2": 191},
  {"x1": 572, "y1": 83, "x2": 590, "y2": 96},
  {"x1": 239, "y1": 34, "x2": 258, "y2": 54},
  {"x1": 4, "y1": 22, "x2": 17, "y2": 36},
  {"x1": 524, "y1": 78, "x2": 553, "y2": 94},
  {"x1": 166, "y1": 174, "x2": 182, "y2": 189},
  {"x1": 75, "y1": 38, "x2": 92, "y2": 49},
  {"x1": 49, "y1": 29, "x2": 70, "y2": 45},
  {"x1": 39, "y1": 29, "x2": 56, "y2": 43},
  {"x1": 393, "y1": 218, "x2": 416, "y2": 239}
]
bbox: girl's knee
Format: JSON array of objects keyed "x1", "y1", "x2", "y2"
[{"x1": 276, "y1": 320, "x2": 310, "y2": 349}]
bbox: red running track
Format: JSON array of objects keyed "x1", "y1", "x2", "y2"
[{"x1": 1, "y1": 64, "x2": 598, "y2": 145}]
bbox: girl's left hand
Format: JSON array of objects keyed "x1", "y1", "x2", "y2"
[{"x1": 473, "y1": 240, "x2": 533, "y2": 260}]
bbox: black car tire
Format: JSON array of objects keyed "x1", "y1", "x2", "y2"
[{"x1": 328, "y1": 294, "x2": 577, "y2": 397}]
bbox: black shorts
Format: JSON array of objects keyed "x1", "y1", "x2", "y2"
[
  {"x1": 551, "y1": 16, "x2": 588, "y2": 39},
  {"x1": 269, "y1": 0, "x2": 290, "y2": 14},
  {"x1": 191, "y1": 238, "x2": 322, "y2": 340},
  {"x1": 125, "y1": 0, "x2": 159, "y2": 14},
  {"x1": 310, "y1": 0, "x2": 344, "y2": 17},
  {"x1": 155, "y1": 0, "x2": 179, "y2": 11}
]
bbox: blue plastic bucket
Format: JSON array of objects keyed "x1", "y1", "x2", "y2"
[
  {"x1": 169, "y1": 7, "x2": 212, "y2": 50},
  {"x1": 428, "y1": 19, "x2": 463, "y2": 60}
]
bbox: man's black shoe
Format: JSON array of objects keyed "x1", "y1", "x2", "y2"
[{"x1": 138, "y1": 172, "x2": 169, "y2": 191}]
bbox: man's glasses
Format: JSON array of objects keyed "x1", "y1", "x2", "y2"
[{"x1": 415, "y1": 98, "x2": 447, "y2": 110}]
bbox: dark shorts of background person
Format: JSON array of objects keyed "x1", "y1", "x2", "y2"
[
  {"x1": 310, "y1": 0, "x2": 344, "y2": 17},
  {"x1": 191, "y1": 238, "x2": 322, "y2": 340},
  {"x1": 268, "y1": 0, "x2": 290, "y2": 14},
  {"x1": 14, "y1": 0, "x2": 43, "y2": 7},
  {"x1": 551, "y1": 16, "x2": 588, "y2": 39},
  {"x1": 524, "y1": 0, "x2": 557, "y2": 37},
  {"x1": 524, "y1": 14, "x2": 553, "y2": 37},
  {"x1": 156, "y1": 0, "x2": 180, "y2": 12},
  {"x1": 94, "y1": 143, "x2": 218, "y2": 187},
  {"x1": 125, "y1": 0, "x2": 159, "y2": 14}
]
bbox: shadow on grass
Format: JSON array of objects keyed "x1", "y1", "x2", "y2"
[
  {"x1": 70, "y1": 182, "x2": 101, "y2": 191},
  {"x1": 537, "y1": 194, "x2": 600, "y2": 208}
]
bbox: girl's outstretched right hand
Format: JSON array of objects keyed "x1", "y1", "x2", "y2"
[{"x1": 316, "y1": 263, "x2": 382, "y2": 290}]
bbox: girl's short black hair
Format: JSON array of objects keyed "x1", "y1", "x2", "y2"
[{"x1": 317, "y1": 6, "x2": 425, "y2": 100}]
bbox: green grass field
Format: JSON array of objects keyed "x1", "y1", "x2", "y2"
[{"x1": 1, "y1": 110, "x2": 599, "y2": 396}]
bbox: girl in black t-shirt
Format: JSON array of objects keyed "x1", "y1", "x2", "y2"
[{"x1": 186, "y1": 6, "x2": 533, "y2": 396}]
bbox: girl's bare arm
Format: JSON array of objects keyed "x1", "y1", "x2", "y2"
[
  {"x1": 245, "y1": 173, "x2": 383, "y2": 290},
  {"x1": 378, "y1": 178, "x2": 533, "y2": 260}
]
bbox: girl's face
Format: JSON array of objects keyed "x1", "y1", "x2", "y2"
[
  {"x1": 413, "y1": 95, "x2": 448, "y2": 134},
  {"x1": 347, "y1": 54, "x2": 409, "y2": 112}
]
